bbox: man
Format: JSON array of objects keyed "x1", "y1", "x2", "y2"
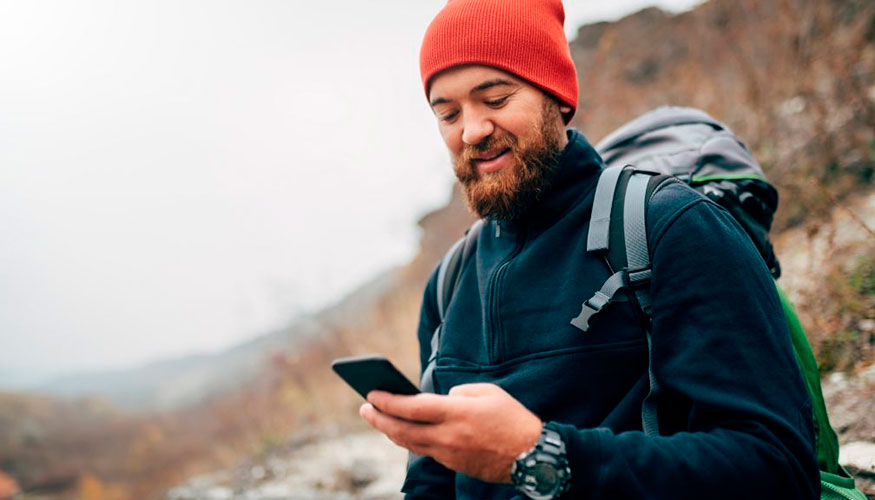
[{"x1": 360, "y1": 0, "x2": 819, "y2": 498}]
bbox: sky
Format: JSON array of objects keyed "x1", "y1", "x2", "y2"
[{"x1": 0, "y1": 0, "x2": 705, "y2": 387}]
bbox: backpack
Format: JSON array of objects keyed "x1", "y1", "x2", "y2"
[{"x1": 423, "y1": 107, "x2": 866, "y2": 499}]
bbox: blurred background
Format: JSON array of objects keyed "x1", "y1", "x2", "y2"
[{"x1": 1, "y1": 0, "x2": 874, "y2": 498}]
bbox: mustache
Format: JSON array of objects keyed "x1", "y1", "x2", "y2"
[{"x1": 456, "y1": 133, "x2": 519, "y2": 180}]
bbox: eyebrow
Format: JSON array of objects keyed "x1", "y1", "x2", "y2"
[{"x1": 429, "y1": 78, "x2": 517, "y2": 107}]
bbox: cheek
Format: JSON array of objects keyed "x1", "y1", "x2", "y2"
[
  {"x1": 439, "y1": 125, "x2": 463, "y2": 158},
  {"x1": 505, "y1": 117, "x2": 534, "y2": 144}
]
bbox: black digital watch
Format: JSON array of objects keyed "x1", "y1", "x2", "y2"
[{"x1": 510, "y1": 422, "x2": 571, "y2": 499}]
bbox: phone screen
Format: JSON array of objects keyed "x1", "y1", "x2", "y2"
[{"x1": 332, "y1": 354, "x2": 420, "y2": 399}]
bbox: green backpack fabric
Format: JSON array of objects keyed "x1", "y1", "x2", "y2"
[{"x1": 427, "y1": 107, "x2": 866, "y2": 498}]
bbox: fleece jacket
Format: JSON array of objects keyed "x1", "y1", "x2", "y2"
[{"x1": 402, "y1": 129, "x2": 819, "y2": 499}]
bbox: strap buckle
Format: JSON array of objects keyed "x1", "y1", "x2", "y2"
[
  {"x1": 626, "y1": 267, "x2": 652, "y2": 286},
  {"x1": 570, "y1": 266, "x2": 652, "y2": 333}
]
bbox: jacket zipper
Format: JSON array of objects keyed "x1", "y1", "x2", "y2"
[{"x1": 486, "y1": 224, "x2": 525, "y2": 364}]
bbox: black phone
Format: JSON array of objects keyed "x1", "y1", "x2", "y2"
[{"x1": 331, "y1": 354, "x2": 421, "y2": 399}]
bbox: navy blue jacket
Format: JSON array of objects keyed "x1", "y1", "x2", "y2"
[{"x1": 402, "y1": 130, "x2": 818, "y2": 499}]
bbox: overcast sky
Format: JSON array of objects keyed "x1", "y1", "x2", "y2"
[{"x1": 0, "y1": 0, "x2": 705, "y2": 387}]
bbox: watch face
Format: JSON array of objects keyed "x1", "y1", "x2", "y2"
[
  {"x1": 513, "y1": 426, "x2": 570, "y2": 500},
  {"x1": 532, "y1": 463, "x2": 560, "y2": 494}
]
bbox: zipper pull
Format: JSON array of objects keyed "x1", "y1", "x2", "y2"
[{"x1": 495, "y1": 223, "x2": 501, "y2": 238}]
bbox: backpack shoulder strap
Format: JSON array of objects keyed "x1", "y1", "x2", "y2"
[
  {"x1": 572, "y1": 166, "x2": 674, "y2": 332},
  {"x1": 622, "y1": 170, "x2": 657, "y2": 315},
  {"x1": 572, "y1": 165, "x2": 678, "y2": 434},
  {"x1": 421, "y1": 219, "x2": 483, "y2": 392},
  {"x1": 586, "y1": 164, "x2": 628, "y2": 253},
  {"x1": 616, "y1": 170, "x2": 679, "y2": 311},
  {"x1": 436, "y1": 219, "x2": 483, "y2": 318}
]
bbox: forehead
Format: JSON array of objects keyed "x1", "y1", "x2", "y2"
[{"x1": 428, "y1": 65, "x2": 527, "y2": 102}]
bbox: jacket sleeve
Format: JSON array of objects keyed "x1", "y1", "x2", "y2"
[
  {"x1": 552, "y1": 185, "x2": 819, "y2": 499},
  {"x1": 401, "y1": 266, "x2": 457, "y2": 499}
]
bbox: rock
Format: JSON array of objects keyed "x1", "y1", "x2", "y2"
[
  {"x1": 165, "y1": 431, "x2": 406, "y2": 500},
  {"x1": 825, "y1": 372, "x2": 849, "y2": 397},
  {"x1": 779, "y1": 96, "x2": 806, "y2": 116},
  {"x1": 841, "y1": 441, "x2": 875, "y2": 474},
  {"x1": 861, "y1": 364, "x2": 875, "y2": 387},
  {"x1": 348, "y1": 458, "x2": 379, "y2": 488},
  {"x1": 250, "y1": 465, "x2": 266, "y2": 481}
]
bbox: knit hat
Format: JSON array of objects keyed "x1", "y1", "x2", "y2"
[{"x1": 420, "y1": 0, "x2": 579, "y2": 122}]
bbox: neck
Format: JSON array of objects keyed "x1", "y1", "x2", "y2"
[{"x1": 557, "y1": 127, "x2": 569, "y2": 149}]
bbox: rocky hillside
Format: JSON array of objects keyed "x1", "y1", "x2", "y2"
[{"x1": 568, "y1": 0, "x2": 875, "y2": 233}]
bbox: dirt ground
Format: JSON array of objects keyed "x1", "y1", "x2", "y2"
[
  {"x1": 166, "y1": 427, "x2": 407, "y2": 500},
  {"x1": 166, "y1": 368, "x2": 875, "y2": 500},
  {"x1": 823, "y1": 366, "x2": 875, "y2": 497}
]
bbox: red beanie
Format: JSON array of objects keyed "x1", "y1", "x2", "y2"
[{"x1": 420, "y1": 0, "x2": 579, "y2": 121}]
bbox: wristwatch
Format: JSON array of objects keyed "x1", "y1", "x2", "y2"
[{"x1": 510, "y1": 422, "x2": 571, "y2": 499}]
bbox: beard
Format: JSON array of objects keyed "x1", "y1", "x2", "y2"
[{"x1": 453, "y1": 99, "x2": 565, "y2": 221}]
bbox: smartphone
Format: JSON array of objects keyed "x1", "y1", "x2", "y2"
[{"x1": 331, "y1": 354, "x2": 421, "y2": 399}]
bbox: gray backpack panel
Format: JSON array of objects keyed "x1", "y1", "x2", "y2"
[
  {"x1": 596, "y1": 106, "x2": 781, "y2": 278},
  {"x1": 595, "y1": 106, "x2": 764, "y2": 181}
]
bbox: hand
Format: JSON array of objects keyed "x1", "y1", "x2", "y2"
[{"x1": 359, "y1": 383, "x2": 542, "y2": 483}]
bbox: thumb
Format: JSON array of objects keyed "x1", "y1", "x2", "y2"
[{"x1": 448, "y1": 382, "x2": 503, "y2": 397}]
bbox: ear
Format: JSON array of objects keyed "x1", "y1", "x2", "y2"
[{"x1": 559, "y1": 105, "x2": 572, "y2": 115}]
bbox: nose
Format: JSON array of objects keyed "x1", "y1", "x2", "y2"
[{"x1": 461, "y1": 110, "x2": 495, "y2": 146}]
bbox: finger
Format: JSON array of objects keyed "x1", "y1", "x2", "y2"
[
  {"x1": 406, "y1": 442, "x2": 435, "y2": 458},
  {"x1": 360, "y1": 402, "x2": 378, "y2": 425},
  {"x1": 447, "y1": 382, "x2": 502, "y2": 397},
  {"x1": 367, "y1": 391, "x2": 451, "y2": 423},
  {"x1": 361, "y1": 402, "x2": 443, "y2": 448}
]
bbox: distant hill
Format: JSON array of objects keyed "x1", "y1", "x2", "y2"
[
  {"x1": 37, "y1": 333, "x2": 299, "y2": 411},
  {"x1": 33, "y1": 267, "x2": 401, "y2": 412}
]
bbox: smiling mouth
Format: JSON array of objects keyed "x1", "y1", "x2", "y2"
[{"x1": 474, "y1": 148, "x2": 510, "y2": 162}]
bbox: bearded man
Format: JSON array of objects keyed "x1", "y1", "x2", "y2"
[{"x1": 359, "y1": 0, "x2": 819, "y2": 498}]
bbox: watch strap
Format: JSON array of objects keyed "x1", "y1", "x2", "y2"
[{"x1": 511, "y1": 422, "x2": 571, "y2": 499}]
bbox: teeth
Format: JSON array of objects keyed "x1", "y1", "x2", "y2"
[{"x1": 480, "y1": 149, "x2": 506, "y2": 161}]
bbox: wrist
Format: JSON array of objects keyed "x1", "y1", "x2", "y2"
[
  {"x1": 503, "y1": 415, "x2": 543, "y2": 484},
  {"x1": 520, "y1": 418, "x2": 544, "y2": 456},
  {"x1": 511, "y1": 422, "x2": 571, "y2": 499}
]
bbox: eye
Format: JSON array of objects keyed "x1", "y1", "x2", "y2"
[
  {"x1": 439, "y1": 110, "x2": 459, "y2": 123},
  {"x1": 484, "y1": 96, "x2": 509, "y2": 107}
]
